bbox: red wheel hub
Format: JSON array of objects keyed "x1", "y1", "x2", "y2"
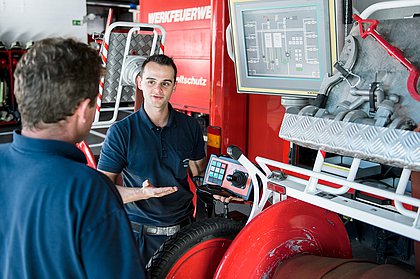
[
  {"x1": 215, "y1": 199, "x2": 352, "y2": 278},
  {"x1": 166, "y1": 238, "x2": 233, "y2": 279}
]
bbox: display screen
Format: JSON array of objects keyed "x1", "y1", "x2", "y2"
[{"x1": 229, "y1": 0, "x2": 336, "y2": 97}]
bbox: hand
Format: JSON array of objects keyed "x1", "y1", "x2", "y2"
[
  {"x1": 213, "y1": 194, "x2": 244, "y2": 203},
  {"x1": 141, "y1": 179, "x2": 178, "y2": 199},
  {"x1": 415, "y1": 122, "x2": 420, "y2": 132}
]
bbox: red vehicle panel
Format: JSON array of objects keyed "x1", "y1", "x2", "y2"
[{"x1": 140, "y1": 0, "x2": 212, "y2": 115}]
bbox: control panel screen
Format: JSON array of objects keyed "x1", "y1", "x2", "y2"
[{"x1": 229, "y1": 0, "x2": 337, "y2": 97}]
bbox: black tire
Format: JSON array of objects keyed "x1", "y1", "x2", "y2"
[{"x1": 146, "y1": 217, "x2": 244, "y2": 279}]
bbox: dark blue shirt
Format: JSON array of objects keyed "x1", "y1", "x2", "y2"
[
  {"x1": 98, "y1": 104, "x2": 205, "y2": 226},
  {"x1": 0, "y1": 131, "x2": 145, "y2": 278}
]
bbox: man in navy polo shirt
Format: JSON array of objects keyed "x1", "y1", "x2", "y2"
[
  {"x1": 98, "y1": 54, "x2": 206, "y2": 268},
  {"x1": 0, "y1": 38, "x2": 145, "y2": 278}
]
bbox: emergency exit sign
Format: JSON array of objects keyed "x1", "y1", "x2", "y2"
[{"x1": 72, "y1": 20, "x2": 82, "y2": 26}]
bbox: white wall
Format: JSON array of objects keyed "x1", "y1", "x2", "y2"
[{"x1": 0, "y1": 0, "x2": 87, "y2": 48}]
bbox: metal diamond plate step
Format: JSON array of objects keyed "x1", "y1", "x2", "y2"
[{"x1": 280, "y1": 113, "x2": 420, "y2": 171}]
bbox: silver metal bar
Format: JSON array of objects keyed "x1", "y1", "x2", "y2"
[
  {"x1": 86, "y1": 1, "x2": 131, "y2": 8},
  {"x1": 0, "y1": 131, "x2": 13, "y2": 136},
  {"x1": 88, "y1": 143, "x2": 104, "y2": 148},
  {"x1": 360, "y1": 0, "x2": 420, "y2": 18},
  {"x1": 256, "y1": 157, "x2": 420, "y2": 212},
  {"x1": 277, "y1": 178, "x2": 420, "y2": 241},
  {"x1": 99, "y1": 106, "x2": 134, "y2": 112},
  {"x1": 89, "y1": 130, "x2": 107, "y2": 139}
]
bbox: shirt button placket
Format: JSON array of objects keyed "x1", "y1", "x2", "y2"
[
  {"x1": 156, "y1": 127, "x2": 166, "y2": 158},
  {"x1": 161, "y1": 130, "x2": 167, "y2": 158}
]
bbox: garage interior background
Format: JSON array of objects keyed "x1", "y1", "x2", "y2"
[
  {"x1": 0, "y1": 0, "x2": 394, "y2": 48},
  {"x1": 0, "y1": 0, "x2": 139, "y2": 47}
]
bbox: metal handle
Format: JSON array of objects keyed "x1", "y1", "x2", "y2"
[
  {"x1": 360, "y1": 0, "x2": 420, "y2": 19},
  {"x1": 227, "y1": 145, "x2": 242, "y2": 160},
  {"x1": 225, "y1": 23, "x2": 234, "y2": 62}
]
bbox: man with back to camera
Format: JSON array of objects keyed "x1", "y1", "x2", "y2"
[
  {"x1": 0, "y1": 38, "x2": 145, "y2": 278},
  {"x1": 98, "y1": 54, "x2": 207, "y2": 267}
]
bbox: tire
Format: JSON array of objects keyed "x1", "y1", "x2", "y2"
[{"x1": 146, "y1": 217, "x2": 244, "y2": 279}]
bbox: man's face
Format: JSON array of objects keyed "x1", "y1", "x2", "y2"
[{"x1": 137, "y1": 61, "x2": 176, "y2": 110}]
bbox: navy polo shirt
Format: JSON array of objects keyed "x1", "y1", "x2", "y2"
[
  {"x1": 98, "y1": 103, "x2": 205, "y2": 226},
  {"x1": 0, "y1": 131, "x2": 145, "y2": 278}
]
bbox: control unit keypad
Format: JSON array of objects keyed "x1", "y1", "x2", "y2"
[{"x1": 208, "y1": 160, "x2": 226, "y2": 185}]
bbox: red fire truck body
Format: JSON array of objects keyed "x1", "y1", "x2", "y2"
[{"x1": 139, "y1": 0, "x2": 289, "y2": 164}]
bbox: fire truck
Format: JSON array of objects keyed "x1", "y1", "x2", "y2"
[{"x1": 92, "y1": 0, "x2": 420, "y2": 278}]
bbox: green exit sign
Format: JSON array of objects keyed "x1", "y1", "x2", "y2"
[{"x1": 72, "y1": 20, "x2": 82, "y2": 26}]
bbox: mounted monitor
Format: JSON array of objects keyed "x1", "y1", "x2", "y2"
[{"x1": 228, "y1": 0, "x2": 338, "y2": 97}]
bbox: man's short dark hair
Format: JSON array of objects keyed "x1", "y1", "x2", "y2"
[
  {"x1": 140, "y1": 54, "x2": 177, "y2": 81},
  {"x1": 14, "y1": 37, "x2": 103, "y2": 129}
]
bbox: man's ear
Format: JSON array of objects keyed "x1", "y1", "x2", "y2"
[
  {"x1": 136, "y1": 75, "x2": 142, "y2": 90},
  {"x1": 75, "y1": 98, "x2": 92, "y2": 124}
]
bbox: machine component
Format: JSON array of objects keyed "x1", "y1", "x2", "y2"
[
  {"x1": 285, "y1": 16, "x2": 420, "y2": 172},
  {"x1": 334, "y1": 60, "x2": 361, "y2": 88},
  {"x1": 226, "y1": 170, "x2": 248, "y2": 189},
  {"x1": 368, "y1": 81, "x2": 381, "y2": 112},
  {"x1": 353, "y1": 14, "x2": 420, "y2": 102},
  {"x1": 198, "y1": 154, "x2": 253, "y2": 200},
  {"x1": 281, "y1": 97, "x2": 310, "y2": 114},
  {"x1": 350, "y1": 82, "x2": 385, "y2": 113},
  {"x1": 214, "y1": 199, "x2": 352, "y2": 278},
  {"x1": 121, "y1": 55, "x2": 146, "y2": 87},
  {"x1": 293, "y1": 16, "x2": 420, "y2": 131},
  {"x1": 273, "y1": 254, "x2": 417, "y2": 278},
  {"x1": 314, "y1": 35, "x2": 359, "y2": 109}
]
